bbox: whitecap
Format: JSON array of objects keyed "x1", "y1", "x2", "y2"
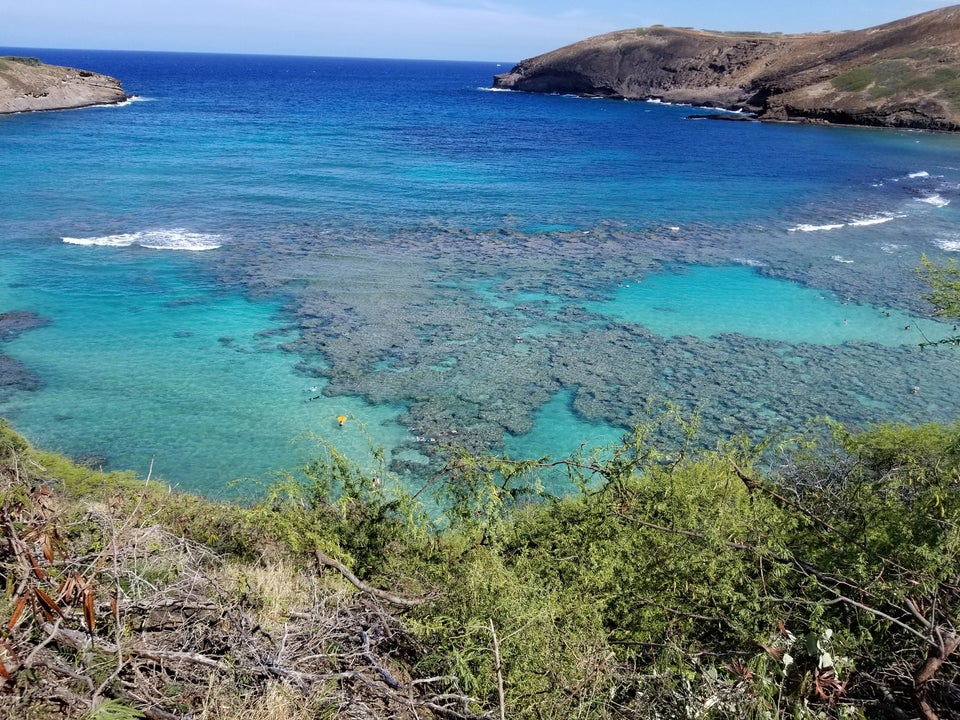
[
  {"x1": 908, "y1": 171, "x2": 930, "y2": 179},
  {"x1": 477, "y1": 87, "x2": 513, "y2": 92},
  {"x1": 916, "y1": 194, "x2": 950, "y2": 207},
  {"x1": 62, "y1": 229, "x2": 223, "y2": 251},
  {"x1": 933, "y1": 237, "x2": 960, "y2": 252},
  {"x1": 848, "y1": 215, "x2": 897, "y2": 227},
  {"x1": 832, "y1": 255, "x2": 855, "y2": 264},
  {"x1": 92, "y1": 95, "x2": 151, "y2": 109},
  {"x1": 62, "y1": 233, "x2": 138, "y2": 247},
  {"x1": 789, "y1": 223, "x2": 845, "y2": 232},
  {"x1": 880, "y1": 243, "x2": 904, "y2": 253}
]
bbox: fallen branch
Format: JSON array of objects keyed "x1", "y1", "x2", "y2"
[{"x1": 314, "y1": 548, "x2": 429, "y2": 607}]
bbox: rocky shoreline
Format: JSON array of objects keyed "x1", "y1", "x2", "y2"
[
  {"x1": 0, "y1": 56, "x2": 129, "y2": 114},
  {"x1": 493, "y1": 6, "x2": 960, "y2": 132}
]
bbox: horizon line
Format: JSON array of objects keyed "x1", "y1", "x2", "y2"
[{"x1": 0, "y1": 44, "x2": 514, "y2": 66}]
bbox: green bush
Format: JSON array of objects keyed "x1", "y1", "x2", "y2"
[{"x1": 1, "y1": 405, "x2": 958, "y2": 718}]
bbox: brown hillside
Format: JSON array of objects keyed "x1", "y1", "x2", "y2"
[{"x1": 493, "y1": 5, "x2": 960, "y2": 131}]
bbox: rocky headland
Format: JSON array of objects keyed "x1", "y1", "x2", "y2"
[
  {"x1": 0, "y1": 56, "x2": 129, "y2": 114},
  {"x1": 493, "y1": 5, "x2": 960, "y2": 131}
]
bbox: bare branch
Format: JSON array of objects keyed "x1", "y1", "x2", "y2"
[{"x1": 314, "y1": 548, "x2": 431, "y2": 607}]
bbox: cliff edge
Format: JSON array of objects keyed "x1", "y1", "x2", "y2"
[
  {"x1": 0, "y1": 56, "x2": 129, "y2": 114},
  {"x1": 493, "y1": 5, "x2": 960, "y2": 131}
]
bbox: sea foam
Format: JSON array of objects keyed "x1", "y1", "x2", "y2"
[
  {"x1": 917, "y1": 194, "x2": 951, "y2": 207},
  {"x1": 788, "y1": 223, "x2": 845, "y2": 232},
  {"x1": 789, "y1": 213, "x2": 901, "y2": 232},
  {"x1": 91, "y1": 95, "x2": 151, "y2": 109},
  {"x1": 848, "y1": 215, "x2": 898, "y2": 227},
  {"x1": 934, "y1": 236, "x2": 960, "y2": 252},
  {"x1": 62, "y1": 230, "x2": 223, "y2": 251}
]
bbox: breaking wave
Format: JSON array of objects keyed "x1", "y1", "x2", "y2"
[
  {"x1": 788, "y1": 213, "x2": 902, "y2": 232},
  {"x1": 933, "y1": 236, "x2": 960, "y2": 252},
  {"x1": 61, "y1": 230, "x2": 223, "y2": 251},
  {"x1": 848, "y1": 216, "x2": 897, "y2": 227},
  {"x1": 916, "y1": 194, "x2": 951, "y2": 207},
  {"x1": 788, "y1": 223, "x2": 845, "y2": 233}
]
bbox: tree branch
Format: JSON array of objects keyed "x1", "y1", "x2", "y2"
[{"x1": 314, "y1": 548, "x2": 430, "y2": 608}]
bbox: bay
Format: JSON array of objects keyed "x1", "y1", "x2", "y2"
[{"x1": 1, "y1": 49, "x2": 959, "y2": 494}]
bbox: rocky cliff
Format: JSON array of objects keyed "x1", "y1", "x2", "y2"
[
  {"x1": 0, "y1": 56, "x2": 129, "y2": 114},
  {"x1": 493, "y1": 5, "x2": 960, "y2": 131}
]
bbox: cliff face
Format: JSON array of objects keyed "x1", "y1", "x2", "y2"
[
  {"x1": 493, "y1": 5, "x2": 960, "y2": 131},
  {"x1": 0, "y1": 56, "x2": 129, "y2": 114}
]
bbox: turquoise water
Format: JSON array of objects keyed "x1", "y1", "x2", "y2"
[
  {"x1": 0, "y1": 244, "x2": 410, "y2": 493},
  {"x1": 1, "y1": 50, "x2": 959, "y2": 495},
  {"x1": 503, "y1": 389, "x2": 623, "y2": 492},
  {"x1": 582, "y1": 265, "x2": 952, "y2": 345}
]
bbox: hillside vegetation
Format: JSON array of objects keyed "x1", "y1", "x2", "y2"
[
  {"x1": 493, "y1": 5, "x2": 960, "y2": 131},
  {"x1": 1, "y1": 408, "x2": 959, "y2": 719}
]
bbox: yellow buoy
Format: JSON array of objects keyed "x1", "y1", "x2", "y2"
[{"x1": 337, "y1": 415, "x2": 347, "y2": 427}]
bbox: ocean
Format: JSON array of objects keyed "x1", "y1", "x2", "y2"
[{"x1": 1, "y1": 49, "x2": 959, "y2": 496}]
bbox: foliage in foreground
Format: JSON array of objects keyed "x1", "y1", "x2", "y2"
[
  {"x1": 916, "y1": 254, "x2": 960, "y2": 347},
  {"x1": 1, "y1": 411, "x2": 959, "y2": 720}
]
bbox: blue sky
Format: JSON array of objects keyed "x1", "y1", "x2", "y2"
[{"x1": 3, "y1": 1, "x2": 956, "y2": 62}]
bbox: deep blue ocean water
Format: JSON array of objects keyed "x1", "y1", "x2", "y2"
[{"x1": 2, "y1": 49, "x2": 960, "y2": 495}]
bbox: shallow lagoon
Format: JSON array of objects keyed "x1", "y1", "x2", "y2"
[
  {"x1": 3, "y1": 222, "x2": 959, "y2": 493},
  {"x1": 582, "y1": 264, "x2": 951, "y2": 346},
  {"x1": 0, "y1": 244, "x2": 410, "y2": 493}
]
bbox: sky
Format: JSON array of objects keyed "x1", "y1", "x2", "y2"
[{"x1": 3, "y1": 1, "x2": 958, "y2": 63}]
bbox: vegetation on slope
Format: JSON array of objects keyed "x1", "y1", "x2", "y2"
[
  {"x1": 2, "y1": 407, "x2": 959, "y2": 720},
  {"x1": 1, "y1": 262, "x2": 958, "y2": 719},
  {"x1": 916, "y1": 254, "x2": 960, "y2": 346}
]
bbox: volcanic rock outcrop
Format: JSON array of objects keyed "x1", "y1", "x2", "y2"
[
  {"x1": 0, "y1": 56, "x2": 129, "y2": 114},
  {"x1": 494, "y1": 5, "x2": 960, "y2": 131}
]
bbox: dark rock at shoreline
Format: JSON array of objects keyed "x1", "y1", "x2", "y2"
[
  {"x1": 0, "y1": 56, "x2": 129, "y2": 114},
  {"x1": 494, "y1": 6, "x2": 960, "y2": 132},
  {"x1": 685, "y1": 113, "x2": 758, "y2": 122}
]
